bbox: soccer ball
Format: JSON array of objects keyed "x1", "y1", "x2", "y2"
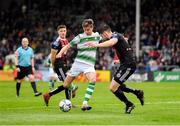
[{"x1": 59, "y1": 99, "x2": 72, "y2": 112}]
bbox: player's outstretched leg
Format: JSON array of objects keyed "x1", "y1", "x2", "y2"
[
  {"x1": 43, "y1": 85, "x2": 65, "y2": 106},
  {"x1": 120, "y1": 84, "x2": 144, "y2": 105}
]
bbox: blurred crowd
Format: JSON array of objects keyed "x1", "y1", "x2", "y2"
[
  {"x1": 138, "y1": 0, "x2": 180, "y2": 72},
  {"x1": 0, "y1": 0, "x2": 179, "y2": 72}
]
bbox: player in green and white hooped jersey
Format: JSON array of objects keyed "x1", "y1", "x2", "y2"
[{"x1": 55, "y1": 19, "x2": 101, "y2": 111}]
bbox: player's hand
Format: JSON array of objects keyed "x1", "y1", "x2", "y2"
[
  {"x1": 16, "y1": 67, "x2": 20, "y2": 72},
  {"x1": 85, "y1": 42, "x2": 97, "y2": 47}
]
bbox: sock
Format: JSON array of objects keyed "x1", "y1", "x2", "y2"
[
  {"x1": 30, "y1": 82, "x2": 38, "y2": 93},
  {"x1": 65, "y1": 88, "x2": 71, "y2": 100},
  {"x1": 49, "y1": 80, "x2": 55, "y2": 89},
  {"x1": 68, "y1": 83, "x2": 77, "y2": 91},
  {"x1": 16, "y1": 82, "x2": 21, "y2": 96},
  {"x1": 49, "y1": 85, "x2": 65, "y2": 96},
  {"x1": 120, "y1": 84, "x2": 136, "y2": 94},
  {"x1": 68, "y1": 83, "x2": 74, "y2": 90},
  {"x1": 83, "y1": 83, "x2": 95, "y2": 105},
  {"x1": 113, "y1": 87, "x2": 130, "y2": 105}
]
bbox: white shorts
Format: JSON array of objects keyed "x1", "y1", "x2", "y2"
[{"x1": 68, "y1": 61, "x2": 95, "y2": 77}]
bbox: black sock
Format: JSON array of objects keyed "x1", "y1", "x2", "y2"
[
  {"x1": 113, "y1": 87, "x2": 130, "y2": 105},
  {"x1": 49, "y1": 85, "x2": 65, "y2": 96},
  {"x1": 30, "y1": 82, "x2": 38, "y2": 93},
  {"x1": 120, "y1": 84, "x2": 136, "y2": 94},
  {"x1": 16, "y1": 82, "x2": 21, "y2": 96},
  {"x1": 65, "y1": 89, "x2": 70, "y2": 100}
]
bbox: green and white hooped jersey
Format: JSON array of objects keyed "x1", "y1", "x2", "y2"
[{"x1": 70, "y1": 32, "x2": 101, "y2": 66}]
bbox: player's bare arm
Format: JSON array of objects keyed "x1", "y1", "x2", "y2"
[
  {"x1": 87, "y1": 38, "x2": 118, "y2": 48},
  {"x1": 51, "y1": 48, "x2": 58, "y2": 68},
  {"x1": 56, "y1": 44, "x2": 71, "y2": 58}
]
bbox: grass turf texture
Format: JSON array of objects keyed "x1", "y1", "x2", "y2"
[{"x1": 0, "y1": 81, "x2": 180, "y2": 125}]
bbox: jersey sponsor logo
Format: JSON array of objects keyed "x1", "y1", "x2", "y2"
[
  {"x1": 116, "y1": 73, "x2": 121, "y2": 78},
  {"x1": 154, "y1": 72, "x2": 165, "y2": 82}
]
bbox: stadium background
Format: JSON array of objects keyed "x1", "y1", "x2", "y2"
[{"x1": 0, "y1": 0, "x2": 179, "y2": 82}]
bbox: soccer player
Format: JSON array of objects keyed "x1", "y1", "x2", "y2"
[
  {"x1": 86, "y1": 24, "x2": 144, "y2": 114},
  {"x1": 43, "y1": 19, "x2": 101, "y2": 111},
  {"x1": 15, "y1": 37, "x2": 42, "y2": 97},
  {"x1": 43, "y1": 25, "x2": 78, "y2": 105}
]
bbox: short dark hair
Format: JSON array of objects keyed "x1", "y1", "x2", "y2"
[
  {"x1": 82, "y1": 19, "x2": 94, "y2": 27},
  {"x1": 98, "y1": 23, "x2": 111, "y2": 34},
  {"x1": 57, "y1": 25, "x2": 66, "y2": 31}
]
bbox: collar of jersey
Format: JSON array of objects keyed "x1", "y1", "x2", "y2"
[{"x1": 22, "y1": 46, "x2": 29, "y2": 50}]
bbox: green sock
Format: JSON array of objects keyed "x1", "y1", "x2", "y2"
[
  {"x1": 68, "y1": 83, "x2": 74, "y2": 90},
  {"x1": 48, "y1": 80, "x2": 55, "y2": 90},
  {"x1": 83, "y1": 83, "x2": 95, "y2": 105}
]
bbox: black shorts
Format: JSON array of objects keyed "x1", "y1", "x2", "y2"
[
  {"x1": 16, "y1": 66, "x2": 33, "y2": 79},
  {"x1": 54, "y1": 60, "x2": 68, "y2": 81},
  {"x1": 113, "y1": 62, "x2": 136, "y2": 84}
]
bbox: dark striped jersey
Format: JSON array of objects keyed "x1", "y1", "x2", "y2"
[
  {"x1": 51, "y1": 37, "x2": 69, "y2": 64},
  {"x1": 111, "y1": 32, "x2": 136, "y2": 64}
]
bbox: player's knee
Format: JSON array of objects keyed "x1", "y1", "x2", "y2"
[
  {"x1": 109, "y1": 84, "x2": 119, "y2": 92},
  {"x1": 29, "y1": 75, "x2": 35, "y2": 81},
  {"x1": 109, "y1": 85, "x2": 115, "y2": 92},
  {"x1": 89, "y1": 78, "x2": 96, "y2": 83}
]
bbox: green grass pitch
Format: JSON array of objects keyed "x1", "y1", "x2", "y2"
[{"x1": 0, "y1": 81, "x2": 180, "y2": 125}]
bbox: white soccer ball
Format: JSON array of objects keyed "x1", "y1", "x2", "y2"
[{"x1": 59, "y1": 99, "x2": 72, "y2": 112}]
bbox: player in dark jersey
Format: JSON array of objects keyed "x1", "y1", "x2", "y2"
[
  {"x1": 86, "y1": 24, "x2": 144, "y2": 114},
  {"x1": 43, "y1": 25, "x2": 78, "y2": 106}
]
